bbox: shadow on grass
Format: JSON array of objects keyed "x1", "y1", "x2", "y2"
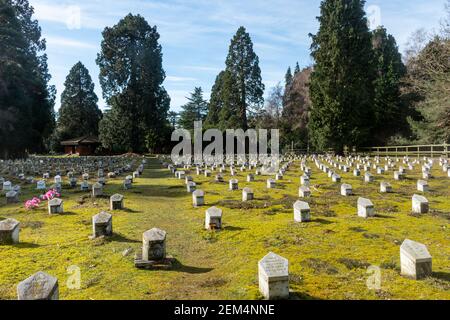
[
  {"x1": 223, "y1": 225, "x2": 245, "y2": 232},
  {"x1": 314, "y1": 218, "x2": 333, "y2": 225},
  {"x1": 13, "y1": 242, "x2": 40, "y2": 249},
  {"x1": 375, "y1": 214, "x2": 395, "y2": 219},
  {"x1": 172, "y1": 259, "x2": 214, "y2": 274},
  {"x1": 109, "y1": 233, "x2": 140, "y2": 244},
  {"x1": 433, "y1": 272, "x2": 450, "y2": 282},
  {"x1": 122, "y1": 208, "x2": 141, "y2": 214}
]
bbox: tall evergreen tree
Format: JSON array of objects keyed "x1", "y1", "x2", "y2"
[
  {"x1": 371, "y1": 27, "x2": 407, "y2": 145},
  {"x1": 0, "y1": 0, "x2": 55, "y2": 158},
  {"x1": 97, "y1": 14, "x2": 170, "y2": 153},
  {"x1": 294, "y1": 62, "x2": 301, "y2": 75},
  {"x1": 285, "y1": 67, "x2": 293, "y2": 88},
  {"x1": 178, "y1": 87, "x2": 208, "y2": 131},
  {"x1": 219, "y1": 26, "x2": 265, "y2": 130},
  {"x1": 309, "y1": 0, "x2": 374, "y2": 153},
  {"x1": 54, "y1": 62, "x2": 102, "y2": 143},
  {"x1": 205, "y1": 71, "x2": 226, "y2": 129}
]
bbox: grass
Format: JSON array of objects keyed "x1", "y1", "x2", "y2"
[{"x1": 0, "y1": 156, "x2": 449, "y2": 300}]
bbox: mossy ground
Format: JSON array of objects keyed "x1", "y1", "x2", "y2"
[{"x1": 0, "y1": 157, "x2": 449, "y2": 300}]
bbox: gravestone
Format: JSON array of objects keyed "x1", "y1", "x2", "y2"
[
  {"x1": 54, "y1": 175, "x2": 62, "y2": 184},
  {"x1": 357, "y1": 197, "x2": 374, "y2": 218},
  {"x1": 48, "y1": 198, "x2": 63, "y2": 214},
  {"x1": 110, "y1": 194, "x2": 124, "y2": 210},
  {"x1": 0, "y1": 218, "x2": 20, "y2": 244},
  {"x1": 205, "y1": 207, "x2": 222, "y2": 230},
  {"x1": 187, "y1": 181, "x2": 196, "y2": 193},
  {"x1": 331, "y1": 174, "x2": 341, "y2": 183},
  {"x1": 122, "y1": 177, "x2": 133, "y2": 189},
  {"x1": 215, "y1": 174, "x2": 224, "y2": 182},
  {"x1": 80, "y1": 181, "x2": 90, "y2": 191},
  {"x1": 417, "y1": 180, "x2": 429, "y2": 192},
  {"x1": 300, "y1": 175, "x2": 310, "y2": 186},
  {"x1": 6, "y1": 191, "x2": 19, "y2": 204},
  {"x1": 92, "y1": 183, "x2": 103, "y2": 198},
  {"x1": 69, "y1": 177, "x2": 77, "y2": 188},
  {"x1": 340, "y1": 184, "x2": 352, "y2": 196},
  {"x1": 412, "y1": 194, "x2": 429, "y2": 214},
  {"x1": 192, "y1": 190, "x2": 205, "y2": 207},
  {"x1": 258, "y1": 252, "x2": 289, "y2": 300},
  {"x1": 400, "y1": 239, "x2": 432, "y2": 280},
  {"x1": 247, "y1": 174, "x2": 254, "y2": 182},
  {"x1": 229, "y1": 179, "x2": 239, "y2": 191},
  {"x1": 380, "y1": 181, "x2": 392, "y2": 193},
  {"x1": 242, "y1": 187, "x2": 254, "y2": 201},
  {"x1": 185, "y1": 176, "x2": 193, "y2": 185},
  {"x1": 353, "y1": 169, "x2": 361, "y2": 177},
  {"x1": 394, "y1": 171, "x2": 403, "y2": 181},
  {"x1": 142, "y1": 228, "x2": 166, "y2": 261},
  {"x1": 2, "y1": 181, "x2": 12, "y2": 192},
  {"x1": 92, "y1": 211, "x2": 113, "y2": 238},
  {"x1": 204, "y1": 170, "x2": 211, "y2": 177},
  {"x1": 275, "y1": 173, "x2": 283, "y2": 181},
  {"x1": 299, "y1": 186, "x2": 311, "y2": 198},
  {"x1": 364, "y1": 172, "x2": 374, "y2": 183},
  {"x1": 17, "y1": 272, "x2": 59, "y2": 300},
  {"x1": 266, "y1": 179, "x2": 275, "y2": 189},
  {"x1": 294, "y1": 200, "x2": 311, "y2": 222}
]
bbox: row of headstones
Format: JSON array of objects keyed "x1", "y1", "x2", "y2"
[
  {"x1": 0, "y1": 194, "x2": 125, "y2": 243},
  {"x1": 11, "y1": 235, "x2": 432, "y2": 300}
]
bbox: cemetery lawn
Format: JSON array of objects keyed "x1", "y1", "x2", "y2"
[{"x1": 0, "y1": 157, "x2": 449, "y2": 300}]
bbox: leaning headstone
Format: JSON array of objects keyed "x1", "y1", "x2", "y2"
[
  {"x1": 400, "y1": 239, "x2": 432, "y2": 280},
  {"x1": 0, "y1": 218, "x2": 20, "y2": 244},
  {"x1": 412, "y1": 194, "x2": 429, "y2": 214},
  {"x1": 417, "y1": 180, "x2": 429, "y2": 192},
  {"x1": 258, "y1": 252, "x2": 289, "y2": 300},
  {"x1": 92, "y1": 211, "x2": 113, "y2": 238},
  {"x1": 192, "y1": 189, "x2": 205, "y2": 207},
  {"x1": 6, "y1": 191, "x2": 19, "y2": 204},
  {"x1": 110, "y1": 194, "x2": 124, "y2": 210},
  {"x1": 242, "y1": 187, "x2": 254, "y2": 201},
  {"x1": 205, "y1": 207, "x2": 222, "y2": 230},
  {"x1": 17, "y1": 272, "x2": 59, "y2": 300},
  {"x1": 340, "y1": 184, "x2": 352, "y2": 196},
  {"x1": 48, "y1": 198, "x2": 63, "y2": 214},
  {"x1": 357, "y1": 197, "x2": 375, "y2": 218},
  {"x1": 293, "y1": 200, "x2": 311, "y2": 222}
]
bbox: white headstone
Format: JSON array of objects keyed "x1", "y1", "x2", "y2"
[
  {"x1": 294, "y1": 200, "x2": 311, "y2": 222},
  {"x1": 400, "y1": 239, "x2": 432, "y2": 280},
  {"x1": 357, "y1": 197, "x2": 374, "y2": 218},
  {"x1": 412, "y1": 194, "x2": 429, "y2": 214},
  {"x1": 205, "y1": 207, "x2": 222, "y2": 230},
  {"x1": 258, "y1": 252, "x2": 289, "y2": 300},
  {"x1": 0, "y1": 218, "x2": 20, "y2": 244}
]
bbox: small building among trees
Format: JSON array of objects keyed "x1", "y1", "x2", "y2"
[{"x1": 61, "y1": 136, "x2": 100, "y2": 156}]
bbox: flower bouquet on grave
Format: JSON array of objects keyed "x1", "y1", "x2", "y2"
[
  {"x1": 25, "y1": 197, "x2": 41, "y2": 210},
  {"x1": 40, "y1": 189, "x2": 61, "y2": 201}
]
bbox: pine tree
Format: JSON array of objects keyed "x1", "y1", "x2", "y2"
[
  {"x1": 220, "y1": 26, "x2": 264, "y2": 130},
  {"x1": 178, "y1": 87, "x2": 208, "y2": 131},
  {"x1": 54, "y1": 62, "x2": 102, "y2": 143},
  {"x1": 285, "y1": 67, "x2": 293, "y2": 88},
  {"x1": 294, "y1": 62, "x2": 300, "y2": 75},
  {"x1": 309, "y1": 0, "x2": 374, "y2": 153},
  {"x1": 371, "y1": 27, "x2": 407, "y2": 145},
  {"x1": 97, "y1": 14, "x2": 170, "y2": 153}
]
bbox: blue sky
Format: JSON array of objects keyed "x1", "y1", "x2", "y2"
[{"x1": 29, "y1": 0, "x2": 447, "y2": 112}]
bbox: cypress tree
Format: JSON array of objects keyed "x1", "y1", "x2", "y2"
[
  {"x1": 309, "y1": 0, "x2": 374, "y2": 153},
  {"x1": 285, "y1": 67, "x2": 293, "y2": 88}
]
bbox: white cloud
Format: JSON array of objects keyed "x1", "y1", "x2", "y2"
[{"x1": 166, "y1": 76, "x2": 197, "y2": 82}]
